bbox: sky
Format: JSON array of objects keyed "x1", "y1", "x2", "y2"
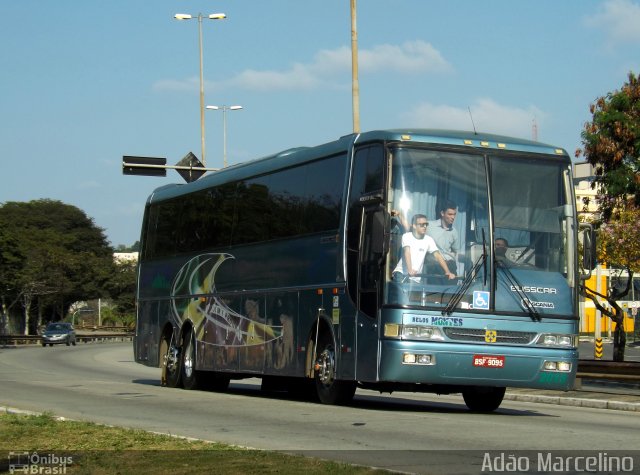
[{"x1": 2, "y1": 0, "x2": 640, "y2": 248}]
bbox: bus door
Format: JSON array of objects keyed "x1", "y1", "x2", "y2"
[
  {"x1": 348, "y1": 144, "x2": 386, "y2": 382},
  {"x1": 355, "y1": 205, "x2": 385, "y2": 382}
]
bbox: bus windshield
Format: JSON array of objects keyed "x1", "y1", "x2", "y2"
[{"x1": 385, "y1": 146, "x2": 576, "y2": 318}]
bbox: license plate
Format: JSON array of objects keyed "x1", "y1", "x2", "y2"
[{"x1": 473, "y1": 355, "x2": 505, "y2": 368}]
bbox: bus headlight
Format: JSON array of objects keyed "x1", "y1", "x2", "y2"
[
  {"x1": 543, "y1": 360, "x2": 572, "y2": 372},
  {"x1": 403, "y1": 353, "x2": 435, "y2": 365},
  {"x1": 536, "y1": 333, "x2": 577, "y2": 348},
  {"x1": 384, "y1": 324, "x2": 444, "y2": 341}
]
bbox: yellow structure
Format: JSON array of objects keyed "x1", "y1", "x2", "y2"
[
  {"x1": 573, "y1": 162, "x2": 637, "y2": 336},
  {"x1": 581, "y1": 265, "x2": 636, "y2": 334}
]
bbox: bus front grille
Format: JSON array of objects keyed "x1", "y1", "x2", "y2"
[{"x1": 442, "y1": 328, "x2": 537, "y2": 345}]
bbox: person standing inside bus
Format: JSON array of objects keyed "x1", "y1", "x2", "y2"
[
  {"x1": 392, "y1": 214, "x2": 456, "y2": 282},
  {"x1": 426, "y1": 200, "x2": 459, "y2": 275}
]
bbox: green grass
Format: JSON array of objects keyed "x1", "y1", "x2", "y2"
[{"x1": 0, "y1": 412, "x2": 383, "y2": 474}]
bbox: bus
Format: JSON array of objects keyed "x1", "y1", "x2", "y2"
[{"x1": 133, "y1": 129, "x2": 590, "y2": 412}]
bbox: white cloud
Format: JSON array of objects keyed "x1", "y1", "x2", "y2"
[
  {"x1": 359, "y1": 41, "x2": 452, "y2": 74},
  {"x1": 154, "y1": 40, "x2": 451, "y2": 93},
  {"x1": 402, "y1": 98, "x2": 545, "y2": 139},
  {"x1": 153, "y1": 77, "x2": 200, "y2": 93},
  {"x1": 227, "y1": 64, "x2": 327, "y2": 92},
  {"x1": 584, "y1": 0, "x2": 640, "y2": 45}
]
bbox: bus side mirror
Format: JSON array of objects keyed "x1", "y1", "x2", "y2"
[{"x1": 579, "y1": 223, "x2": 596, "y2": 278}]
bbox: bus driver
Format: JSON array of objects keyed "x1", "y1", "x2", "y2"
[{"x1": 392, "y1": 214, "x2": 456, "y2": 283}]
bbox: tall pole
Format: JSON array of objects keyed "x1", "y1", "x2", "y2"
[
  {"x1": 198, "y1": 13, "x2": 207, "y2": 166},
  {"x1": 222, "y1": 107, "x2": 228, "y2": 168},
  {"x1": 176, "y1": 13, "x2": 226, "y2": 166},
  {"x1": 350, "y1": 0, "x2": 360, "y2": 133}
]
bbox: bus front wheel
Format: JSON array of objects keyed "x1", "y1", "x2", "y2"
[
  {"x1": 462, "y1": 386, "x2": 506, "y2": 412},
  {"x1": 314, "y1": 333, "x2": 356, "y2": 405}
]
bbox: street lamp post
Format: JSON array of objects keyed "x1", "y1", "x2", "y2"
[
  {"x1": 175, "y1": 12, "x2": 226, "y2": 167},
  {"x1": 206, "y1": 105, "x2": 242, "y2": 168}
]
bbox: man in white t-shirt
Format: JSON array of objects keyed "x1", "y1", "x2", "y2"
[{"x1": 392, "y1": 214, "x2": 456, "y2": 282}]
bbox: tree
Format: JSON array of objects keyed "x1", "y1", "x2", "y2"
[
  {"x1": 105, "y1": 258, "x2": 137, "y2": 316},
  {"x1": 577, "y1": 71, "x2": 640, "y2": 361},
  {"x1": 115, "y1": 241, "x2": 139, "y2": 252},
  {"x1": 0, "y1": 200, "x2": 115, "y2": 334},
  {"x1": 577, "y1": 72, "x2": 640, "y2": 219}
]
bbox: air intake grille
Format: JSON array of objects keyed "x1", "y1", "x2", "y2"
[{"x1": 442, "y1": 328, "x2": 537, "y2": 345}]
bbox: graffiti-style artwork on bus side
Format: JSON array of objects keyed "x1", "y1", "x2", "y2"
[{"x1": 170, "y1": 253, "x2": 283, "y2": 348}]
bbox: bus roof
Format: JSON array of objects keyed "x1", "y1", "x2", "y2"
[
  {"x1": 147, "y1": 129, "x2": 569, "y2": 204},
  {"x1": 358, "y1": 129, "x2": 567, "y2": 156}
]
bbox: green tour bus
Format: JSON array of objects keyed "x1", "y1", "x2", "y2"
[{"x1": 133, "y1": 129, "x2": 591, "y2": 411}]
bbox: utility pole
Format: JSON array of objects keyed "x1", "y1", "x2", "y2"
[{"x1": 350, "y1": 0, "x2": 360, "y2": 133}]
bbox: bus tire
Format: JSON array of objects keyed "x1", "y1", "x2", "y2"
[
  {"x1": 314, "y1": 332, "x2": 356, "y2": 405},
  {"x1": 181, "y1": 328, "x2": 199, "y2": 390},
  {"x1": 462, "y1": 386, "x2": 506, "y2": 412},
  {"x1": 160, "y1": 334, "x2": 182, "y2": 388}
]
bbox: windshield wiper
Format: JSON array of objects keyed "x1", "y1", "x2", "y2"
[
  {"x1": 443, "y1": 230, "x2": 487, "y2": 316},
  {"x1": 496, "y1": 260, "x2": 541, "y2": 321}
]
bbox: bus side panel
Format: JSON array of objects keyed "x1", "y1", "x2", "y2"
[
  {"x1": 263, "y1": 291, "x2": 300, "y2": 376},
  {"x1": 136, "y1": 257, "x2": 182, "y2": 368},
  {"x1": 336, "y1": 295, "x2": 357, "y2": 381},
  {"x1": 297, "y1": 287, "x2": 357, "y2": 381},
  {"x1": 134, "y1": 299, "x2": 165, "y2": 367},
  {"x1": 140, "y1": 234, "x2": 340, "y2": 377}
]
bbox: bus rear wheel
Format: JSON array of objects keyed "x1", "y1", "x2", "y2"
[
  {"x1": 462, "y1": 386, "x2": 506, "y2": 412},
  {"x1": 314, "y1": 333, "x2": 356, "y2": 405},
  {"x1": 160, "y1": 335, "x2": 181, "y2": 388},
  {"x1": 181, "y1": 328, "x2": 199, "y2": 390}
]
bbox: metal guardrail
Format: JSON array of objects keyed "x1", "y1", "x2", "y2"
[
  {"x1": 0, "y1": 332, "x2": 133, "y2": 346},
  {"x1": 576, "y1": 359, "x2": 640, "y2": 382}
]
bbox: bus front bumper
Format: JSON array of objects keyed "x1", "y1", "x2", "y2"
[{"x1": 377, "y1": 340, "x2": 578, "y2": 391}]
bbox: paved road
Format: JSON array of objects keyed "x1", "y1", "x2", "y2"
[{"x1": 1, "y1": 343, "x2": 639, "y2": 474}]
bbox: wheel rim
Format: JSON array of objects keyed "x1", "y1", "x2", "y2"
[
  {"x1": 316, "y1": 345, "x2": 336, "y2": 387},
  {"x1": 165, "y1": 345, "x2": 180, "y2": 376},
  {"x1": 183, "y1": 337, "x2": 194, "y2": 380}
]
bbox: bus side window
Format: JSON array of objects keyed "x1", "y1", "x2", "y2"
[{"x1": 359, "y1": 209, "x2": 384, "y2": 317}]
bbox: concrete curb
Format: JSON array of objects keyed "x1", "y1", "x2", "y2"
[{"x1": 504, "y1": 393, "x2": 640, "y2": 412}]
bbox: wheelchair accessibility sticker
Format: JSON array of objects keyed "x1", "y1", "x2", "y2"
[{"x1": 473, "y1": 291, "x2": 490, "y2": 310}]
